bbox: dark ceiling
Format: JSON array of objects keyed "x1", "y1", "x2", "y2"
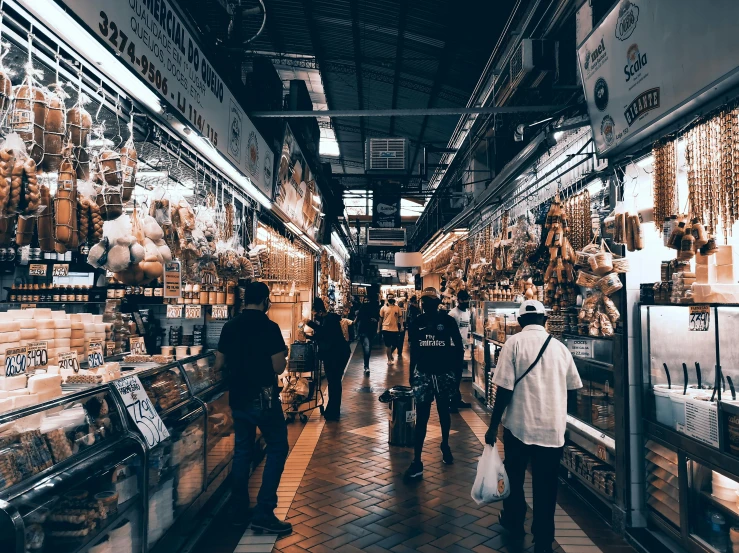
[{"x1": 178, "y1": 0, "x2": 521, "y2": 176}]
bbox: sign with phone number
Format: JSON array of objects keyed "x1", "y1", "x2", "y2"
[{"x1": 54, "y1": 0, "x2": 275, "y2": 200}]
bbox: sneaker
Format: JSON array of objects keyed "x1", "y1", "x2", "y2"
[
  {"x1": 250, "y1": 512, "x2": 293, "y2": 535},
  {"x1": 498, "y1": 512, "x2": 525, "y2": 539},
  {"x1": 404, "y1": 460, "x2": 424, "y2": 480},
  {"x1": 364, "y1": 367, "x2": 370, "y2": 376},
  {"x1": 441, "y1": 444, "x2": 454, "y2": 465}
]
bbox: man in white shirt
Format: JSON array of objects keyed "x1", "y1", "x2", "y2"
[
  {"x1": 485, "y1": 300, "x2": 582, "y2": 553},
  {"x1": 448, "y1": 290, "x2": 473, "y2": 411},
  {"x1": 379, "y1": 296, "x2": 402, "y2": 364}
]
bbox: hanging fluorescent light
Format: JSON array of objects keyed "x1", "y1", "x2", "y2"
[
  {"x1": 137, "y1": 171, "x2": 170, "y2": 179},
  {"x1": 14, "y1": 0, "x2": 162, "y2": 114}
]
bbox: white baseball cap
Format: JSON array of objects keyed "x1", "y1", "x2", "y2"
[{"x1": 518, "y1": 299, "x2": 546, "y2": 317}]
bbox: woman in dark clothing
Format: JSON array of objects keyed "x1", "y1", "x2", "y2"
[{"x1": 307, "y1": 298, "x2": 351, "y2": 421}]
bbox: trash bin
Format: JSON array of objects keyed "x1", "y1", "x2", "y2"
[{"x1": 385, "y1": 386, "x2": 416, "y2": 446}]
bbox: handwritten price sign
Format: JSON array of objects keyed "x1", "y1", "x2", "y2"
[
  {"x1": 166, "y1": 305, "x2": 183, "y2": 319},
  {"x1": 689, "y1": 305, "x2": 710, "y2": 331},
  {"x1": 28, "y1": 263, "x2": 47, "y2": 276},
  {"x1": 52, "y1": 264, "x2": 69, "y2": 277},
  {"x1": 211, "y1": 305, "x2": 228, "y2": 319},
  {"x1": 87, "y1": 341, "x2": 104, "y2": 368},
  {"x1": 130, "y1": 336, "x2": 147, "y2": 355},
  {"x1": 185, "y1": 305, "x2": 202, "y2": 319},
  {"x1": 58, "y1": 351, "x2": 81, "y2": 374},
  {"x1": 113, "y1": 375, "x2": 170, "y2": 448},
  {"x1": 5, "y1": 347, "x2": 28, "y2": 377},
  {"x1": 26, "y1": 341, "x2": 48, "y2": 369}
]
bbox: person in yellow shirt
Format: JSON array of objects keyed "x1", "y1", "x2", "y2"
[{"x1": 379, "y1": 295, "x2": 401, "y2": 364}]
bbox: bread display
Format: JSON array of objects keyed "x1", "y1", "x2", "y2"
[
  {"x1": 43, "y1": 87, "x2": 66, "y2": 173},
  {"x1": 11, "y1": 83, "x2": 48, "y2": 164}
]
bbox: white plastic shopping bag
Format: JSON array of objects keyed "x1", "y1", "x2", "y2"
[{"x1": 471, "y1": 444, "x2": 510, "y2": 505}]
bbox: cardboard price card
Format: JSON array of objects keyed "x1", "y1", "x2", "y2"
[
  {"x1": 211, "y1": 305, "x2": 228, "y2": 319},
  {"x1": 689, "y1": 305, "x2": 711, "y2": 331},
  {"x1": 28, "y1": 263, "x2": 47, "y2": 276},
  {"x1": 164, "y1": 261, "x2": 182, "y2": 298},
  {"x1": 5, "y1": 347, "x2": 28, "y2": 377},
  {"x1": 113, "y1": 375, "x2": 170, "y2": 448},
  {"x1": 185, "y1": 304, "x2": 202, "y2": 319},
  {"x1": 87, "y1": 341, "x2": 104, "y2": 368},
  {"x1": 26, "y1": 341, "x2": 48, "y2": 369},
  {"x1": 130, "y1": 336, "x2": 147, "y2": 355},
  {"x1": 52, "y1": 264, "x2": 69, "y2": 277},
  {"x1": 166, "y1": 304, "x2": 183, "y2": 319},
  {"x1": 58, "y1": 351, "x2": 81, "y2": 374}
]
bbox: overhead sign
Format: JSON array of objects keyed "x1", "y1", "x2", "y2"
[
  {"x1": 164, "y1": 261, "x2": 182, "y2": 298},
  {"x1": 53, "y1": 0, "x2": 275, "y2": 199},
  {"x1": 577, "y1": 0, "x2": 739, "y2": 156},
  {"x1": 274, "y1": 124, "x2": 323, "y2": 240},
  {"x1": 113, "y1": 375, "x2": 170, "y2": 448},
  {"x1": 373, "y1": 179, "x2": 402, "y2": 229}
]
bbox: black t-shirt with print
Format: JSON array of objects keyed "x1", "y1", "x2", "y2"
[
  {"x1": 218, "y1": 309, "x2": 286, "y2": 410},
  {"x1": 409, "y1": 311, "x2": 464, "y2": 375}
]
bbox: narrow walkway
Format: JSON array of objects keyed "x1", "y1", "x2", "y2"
[{"x1": 196, "y1": 338, "x2": 636, "y2": 553}]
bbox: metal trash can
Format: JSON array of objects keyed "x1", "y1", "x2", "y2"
[{"x1": 387, "y1": 386, "x2": 416, "y2": 446}]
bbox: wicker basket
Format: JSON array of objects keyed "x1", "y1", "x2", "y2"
[
  {"x1": 612, "y1": 257, "x2": 630, "y2": 273},
  {"x1": 589, "y1": 241, "x2": 614, "y2": 276},
  {"x1": 576, "y1": 270, "x2": 601, "y2": 288},
  {"x1": 598, "y1": 272, "x2": 623, "y2": 295}
]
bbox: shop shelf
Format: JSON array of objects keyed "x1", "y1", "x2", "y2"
[
  {"x1": 561, "y1": 460, "x2": 614, "y2": 504},
  {"x1": 52, "y1": 496, "x2": 140, "y2": 553},
  {"x1": 700, "y1": 490, "x2": 739, "y2": 521}
]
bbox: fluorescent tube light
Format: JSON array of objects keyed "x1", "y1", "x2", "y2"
[
  {"x1": 15, "y1": 0, "x2": 162, "y2": 114},
  {"x1": 285, "y1": 222, "x2": 304, "y2": 236},
  {"x1": 137, "y1": 171, "x2": 170, "y2": 179}
]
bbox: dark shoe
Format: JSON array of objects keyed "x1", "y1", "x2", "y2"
[
  {"x1": 441, "y1": 443, "x2": 454, "y2": 465},
  {"x1": 364, "y1": 368, "x2": 370, "y2": 376},
  {"x1": 404, "y1": 460, "x2": 424, "y2": 480},
  {"x1": 324, "y1": 414, "x2": 340, "y2": 421},
  {"x1": 456, "y1": 400, "x2": 472, "y2": 408},
  {"x1": 250, "y1": 512, "x2": 292, "y2": 535},
  {"x1": 498, "y1": 512, "x2": 525, "y2": 539}
]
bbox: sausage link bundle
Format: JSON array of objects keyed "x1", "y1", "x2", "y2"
[
  {"x1": 38, "y1": 183, "x2": 53, "y2": 251},
  {"x1": 55, "y1": 149, "x2": 78, "y2": 246},
  {"x1": 66, "y1": 105, "x2": 91, "y2": 179},
  {"x1": 120, "y1": 139, "x2": 137, "y2": 202},
  {"x1": 11, "y1": 84, "x2": 48, "y2": 164},
  {"x1": 90, "y1": 201, "x2": 103, "y2": 241},
  {"x1": 21, "y1": 158, "x2": 40, "y2": 215},
  {"x1": 43, "y1": 88, "x2": 66, "y2": 173},
  {"x1": 0, "y1": 148, "x2": 13, "y2": 216},
  {"x1": 77, "y1": 195, "x2": 90, "y2": 244},
  {"x1": 9, "y1": 156, "x2": 23, "y2": 214}
]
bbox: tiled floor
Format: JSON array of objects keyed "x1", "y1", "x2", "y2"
[{"x1": 194, "y1": 338, "x2": 636, "y2": 553}]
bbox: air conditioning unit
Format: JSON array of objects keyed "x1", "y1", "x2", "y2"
[
  {"x1": 367, "y1": 227, "x2": 406, "y2": 247},
  {"x1": 365, "y1": 138, "x2": 409, "y2": 173},
  {"x1": 495, "y1": 39, "x2": 557, "y2": 106}
]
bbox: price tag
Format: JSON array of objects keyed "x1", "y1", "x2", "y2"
[
  {"x1": 164, "y1": 261, "x2": 182, "y2": 298},
  {"x1": 26, "y1": 341, "x2": 48, "y2": 369},
  {"x1": 5, "y1": 347, "x2": 28, "y2": 377},
  {"x1": 597, "y1": 444, "x2": 607, "y2": 461},
  {"x1": 87, "y1": 341, "x2": 104, "y2": 368},
  {"x1": 212, "y1": 305, "x2": 228, "y2": 319},
  {"x1": 58, "y1": 351, "x2": 81, "y2": 373},
  {"x1": 113, "y1": 375, "x2": 170, "y2": 448},
  {"x1": 130, "y1": 336, "x2": 147, "y2": 355},
  {"x1": 185, "y1": 304, "x2": 202, "y2": 319},
  {"x1": 166, "y1": 305, "x2": 183, "y2": 318},
  {"x1": 106, "y1": 343, "x2": 115, "y2": 357},
  {"x1": 28, "y1": 263, "x2": 47, "y2": 276},
  {"x1": 20, "y1": 304, "x2": 36, "y2": 310},
  {"x1": 567, "y1": 338, "x2": 594, "y2": 359},
  {"x1": 52, "y1": 264, "x2": 69, "y2": 277},
  {"x1": 689, "y1": 304, "x2": 711, "y2": 331}
]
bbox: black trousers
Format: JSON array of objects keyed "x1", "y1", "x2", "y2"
[
  {"x1": 324, "y1": 352, "x2": 350, "y2": 416},
  {"x1": 502, "y1": 428, "x2": 563, "y2": 549},
  {"x1": 452, "y1": 360, "x2": 464, "y2": 404}
]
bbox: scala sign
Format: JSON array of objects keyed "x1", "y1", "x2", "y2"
[
  {"x1": 577, "y1": 0, "x2": 739, "y2": 156},
  {"x1": 51, "y1": 0, "x2": 275, "y2": 199}
]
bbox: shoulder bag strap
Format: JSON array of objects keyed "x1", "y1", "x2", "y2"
[{"x1": 514, "y1": 335, "x2": 553, "y2": 387}]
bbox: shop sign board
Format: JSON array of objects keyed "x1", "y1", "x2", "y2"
[
  {"x1": 274, "y1": 124, "x2": 323, "y2": 240},
  {"x1": 567, "y1": 338, "x2": 594, "y2": 359},
  {"x1": 577, "y1": 0, "x2": 739, "y2": 156},
  {"x1": 57, "y1": 0, "x2": 275, "y2": 199},
  {"x1": 113, "y1": 375, "x2": 170, "y2": 448},
  {"x1": 163, "y1": 261, "x2": 182, "y2": 298}
]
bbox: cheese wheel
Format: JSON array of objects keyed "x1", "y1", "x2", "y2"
[
  {"x1": 0, "y1": 398, "x2": 12, "y2": 413},
  {"x1": 92, "y1": 315, "x2": 103, "y2": 324},
  {"x1": 78, "y1": 313, "x2": 93, "y2": 323},
  {"x1": 55, "y1": 328, "x2": 72, "y2": 338},
  {"x1": 84, "y1": 324, "x2": 96, "y2": 333},
  {"x1": 28, "y1": 373, "x2": 62, "y2": 394},
  {"x1": 0, "y1": 331, "x2": 21, "y2": 343},
  {"x1": 37, "y1": 328, "x2": 54, "y2": 340},
  {"x1": 35, "y1": 319, "x2": 54, "y2": 329},
  {"x1": 71, "y1": 338, "x2": 85, "y2": 347},
  {"x1": 55, "y1": 339, "x2": 71, "y2": 348},
  {"x1": 71, "y1": 322, "x2": 84, "y2": 330},
  {"x1": 94, "y1": 324, "x2": 105, "y2": 333},
  {"x1": 53, "y1": 319, "x2": 72, "y2": 329},
  {"x1": 44, "y1": 340, "x2": 56, "y2": 349},
  {"x1": 69, "y1": 314, "x2": 82, "y2": 322},
  {"x1": 12, "y1": 394, "x2": 39, "y2": 409},
  {"x1": 36, "y1": 388, "x2": 62, "y2": 402},
  {"x1": 0, "y1": 321, "x2": 20, "y2": 332},
  {"x1": 20, "y1": 329, "x2": 37, "y2": 340},
  {"x1": 10, "y1": 309, "x2": 33, "y2": 320}
]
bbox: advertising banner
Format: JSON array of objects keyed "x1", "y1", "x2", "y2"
[
  {"x1": 372, "y1": 179, "x2": 402, "y2": 228},
  {"x1": 578, "y1": 0, "x2": 739, "y2": 156},
  {"x1": 57, "y1": 0, "x2": 275, "y2": 198},
  {"x1": 274, "y1": 125, "x2": 323, "y2": 240}
]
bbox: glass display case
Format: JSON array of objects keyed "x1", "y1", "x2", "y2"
[
  {"x1": 203, "y1": 390, "x2": 234, "y2": 485},
  {"x1": 180, "y1": 353, "x2": 227, "y2": 395}
]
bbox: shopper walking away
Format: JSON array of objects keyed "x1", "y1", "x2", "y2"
[
  {"x1": 396, "y1": 300, "x2": 407, "y2": 357},
  {"x1": 355, "y1": 296, "x2": 380, "y2": 376},
  {"x1": 379, "y1": 295, "x2": 402, "y2": 364},
  {"x1": 484, "y1": 300, "x2": 582, "y2": 553},
  {"x1": 405, "y1": 287, "x2": 464, "y2": 479},
  {"x1": 214, "y1": 281, "x2": 291, "y2": 534},
  {"x1": 448, "y1": 290, "x2": 473, "y2": 411},
  {"x1": 307, "y1": 298, "x2": 351, "y2": 421}
]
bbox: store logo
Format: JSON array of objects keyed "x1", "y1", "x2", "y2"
[
  {"x1": 601, "y1": 115, "x2": 616, "y2": 146},
  {"x1": 228, "y1": 101, "x2": 242, "y2": 163},
  {"x1": 594, "y1": 78, "x2": 609, "y2": 111},
  {"x1": 583, "y1": 37, "x2": 607, "y2": 76},
  {"x1": 263, "y1": 151, "x2": 273, "y2": 188},
  {"x1": 624, "y1": 87, "x2": 660, "y2": 126},
  {"x1": 247, "y1": 131, "x2": 259, "y2": 176},
  {"x1": 616, "y1": 1, "x2": 639, "y2": 41},
  {"x1": 624, "y1": 43, "x2": 647, "y2": 82}
]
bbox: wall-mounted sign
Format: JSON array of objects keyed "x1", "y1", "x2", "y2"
[
  {"x1": 274, "y1": 124, "x2": 323, "y2": 240},
  {"x1": 50, "y1": 0, "x2": 275, "y2": 199},
  {"x1": 567, "y1": 338, "x2": 594, "y2": 359},
  {"x1": 577, "y1": 0, "x2": 739, "y2": 156},
  {"x1": 164, "y1": 261, "x2": 182, "y2": 298}
]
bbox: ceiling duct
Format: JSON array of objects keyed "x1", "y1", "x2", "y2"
[
  {"x1": 365, "y1": 138, "x2": 409, "y2": 173},
  {"x1": 368, "y1": 227, "x2": 407, "y2": 247},
  {"x1": 496, "y1": 39, "x2": 557, "y2": 106}
]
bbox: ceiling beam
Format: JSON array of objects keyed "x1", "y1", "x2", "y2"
[
  {"x1": 350, "y1": 0, "x2": 366, "y2": 151},
  {"x1": 250, "y1": 106, "x2": 562, "y2": 117},
  {"x1": 299, "y1": 0, "x2": 347, "y2": 173},
  {"x1": 388, "y1": 0, "x2": 409, "y2": 137}
]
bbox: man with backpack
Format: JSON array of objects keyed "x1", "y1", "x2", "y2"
[
  {"x1": 404, "y1": 287, "x2": 464, "y2": 479},
  {"x1": 484, "y1": 300, "x2": 582, "y2": 553}
]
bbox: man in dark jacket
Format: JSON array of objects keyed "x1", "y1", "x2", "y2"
[
  {"x1": 307, "y1": 298, "x2": 351, "y2": 421},
  {"x1": 354, "y1": 296, "x2": 380, "y2": 376},
  {"x1": 405, "y1": 287, "x2": 464, "y2": 479}
]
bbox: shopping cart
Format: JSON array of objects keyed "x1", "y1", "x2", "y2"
[{"x1": 282, "y1": 342, "x2": 325, "y2": 423}]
